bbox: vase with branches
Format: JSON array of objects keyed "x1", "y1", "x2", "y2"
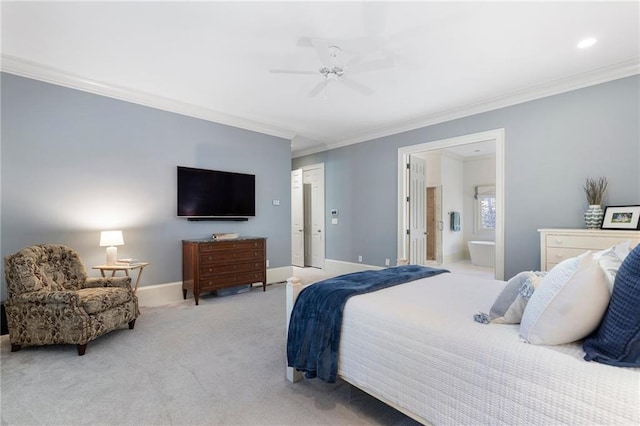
[
  {"x1": 583, "y1": 177, "x2": 607, "y2": 228},
  {"x1": 584, "y1": 177, "x2": 608, "y2": 206}
]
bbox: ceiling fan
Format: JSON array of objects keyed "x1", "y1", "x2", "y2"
[{"x1": 269, "y1": 38, "x2": 395, "y2": 98}]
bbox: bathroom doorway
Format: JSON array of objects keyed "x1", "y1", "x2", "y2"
[{"x1": 397, "y1": 129, "x2": 505, "y2": 280}]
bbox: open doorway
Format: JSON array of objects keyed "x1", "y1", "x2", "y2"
[
  {"x1": 426, "y1": 185, "x2": 442, "y2": 263},
  {"x1": 397, "y1": 129, "x2": 505, "y2": 280},
  {"x1": 291, "y1": 163, "x2": 325, "y2": 269}
]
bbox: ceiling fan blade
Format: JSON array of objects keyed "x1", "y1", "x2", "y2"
[
  {"x1": 340, "y1": 77, "x2": 374, "y2": 96},
  {"x1": 310, "y1": 38, "x2": 333, "y2": 65},
  {"x1": 308, "y1": 80, "x2": 327, "y2": 98},
  {"x1": 269, "y1": 69, "x2": 317, "y2": 75},
  {"x1": 347, "y1": 57, "x2": 395, "y2": 74}
]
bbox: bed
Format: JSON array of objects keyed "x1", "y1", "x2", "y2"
[{"x1": 285, "y1": 267, "x2": 640, "y2": 425}]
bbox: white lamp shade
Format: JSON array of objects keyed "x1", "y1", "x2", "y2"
[{"x1": 100, "y1": 230, "x2": 124, "y2": 247}]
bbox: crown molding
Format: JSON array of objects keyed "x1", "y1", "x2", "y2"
[
  {"x1": 294, "y1": 59, "x2": 640, "y2": 158},
  {"x1": 0, "y1": 54, "x2": 297, "y2": 141},
  {"x1": 2, "y1": 54, "x2": 637, "y2": 159}
]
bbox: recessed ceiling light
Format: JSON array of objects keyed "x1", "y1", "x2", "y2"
[{"x1": 577, "y1": 38, "x2": 597, "y2": 49}]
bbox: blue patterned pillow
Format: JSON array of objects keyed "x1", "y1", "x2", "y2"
[{"x1": 583, "y1": 243, "x2": 640, "y2": 366}]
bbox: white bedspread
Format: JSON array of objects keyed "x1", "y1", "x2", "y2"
[{"x1": 338, "y1": 273, "x2": 640, "y2": 425}]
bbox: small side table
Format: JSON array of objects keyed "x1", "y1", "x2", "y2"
[{"x1": 92, "y1": 263, "x2": 149, "y2": 294}]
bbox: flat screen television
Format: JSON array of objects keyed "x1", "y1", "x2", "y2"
[{"x1": 177, "y1": 166, "x2": 255, "y2": 219}]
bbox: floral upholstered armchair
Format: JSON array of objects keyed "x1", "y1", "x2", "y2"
[{"x1": 4, "y1": 244, "x2": 139, "y2": 355}]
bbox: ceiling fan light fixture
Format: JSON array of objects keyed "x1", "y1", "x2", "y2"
[
  {"x1": 327, "y1": 73, "x2": 340, "y2": 82},
  {"x1": 276, "y1": 41, "x2": 375, "y2": 98}
]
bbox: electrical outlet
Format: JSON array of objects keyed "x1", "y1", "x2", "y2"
[
  {"x1": 266, "y1": 259, "x2": 269, "y2": 268},
  {"x1": 385, "y1": 258, "x2": 390, "y2": 266},
  {"x1": 358, "y1": 255, "x2": 363, "y2": 262}
]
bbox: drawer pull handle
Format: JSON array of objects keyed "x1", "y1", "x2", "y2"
[
  {"x1": 555, "y1": 239, "x2": 563, "y2": 244},
  {"x1": 556, "y1": 253, "x2": 564, "y2": 258}
]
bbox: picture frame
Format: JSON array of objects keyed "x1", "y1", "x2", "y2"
[{"x1": 600, "y1": 205, "x2": 640, "y2": 230}]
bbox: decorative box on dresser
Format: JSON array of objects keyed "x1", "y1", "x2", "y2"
[
  {"x1": 182, "y1": 237, "x2": 267, "y2": 305},
  {"x1": 539, "y1": 228, "x2": 640, "y2": 271}
]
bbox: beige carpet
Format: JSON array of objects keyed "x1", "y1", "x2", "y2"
[{"x1": 0, "y1": 269, "x2": 418, "y2": 426}]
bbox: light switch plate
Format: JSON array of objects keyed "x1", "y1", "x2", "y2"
[{"x1": 331, "y1": 218, "x2": 338, "y2": 224}]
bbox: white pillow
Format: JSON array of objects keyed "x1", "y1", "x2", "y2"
[
  {"x1": 593, "y1": 241, "x2": 631, "y2": 292},
  {"x1": 519, "y1": 251, "x2": 610, "y2": 345}
]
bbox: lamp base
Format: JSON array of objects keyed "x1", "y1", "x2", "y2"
[{"x1": 106, "y1": 246, "x2": 118, "y2": 266}]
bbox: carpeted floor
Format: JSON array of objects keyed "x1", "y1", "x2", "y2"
[{"x1": 0, "y1": 269, "x2": 418, "y2": 426}]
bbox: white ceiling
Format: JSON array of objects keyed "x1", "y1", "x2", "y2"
[{"x1": 1, "y1": 1, "x2": 638, "y2": 157}]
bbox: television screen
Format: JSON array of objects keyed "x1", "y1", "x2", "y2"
[{"x1": 177, "y1": 166, "x2": 255, "y2": 218}]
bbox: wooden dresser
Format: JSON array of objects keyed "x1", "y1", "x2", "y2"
[
  {"x1": 539, "y1": 228, "x2": 640, "y2": 271},
  {"x1": 182, "y1": 237, "x2": 266, "y2": 305}
]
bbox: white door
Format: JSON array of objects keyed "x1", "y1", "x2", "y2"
[
  {"x1": 409, "y1": 155, "x2": 427, "y2": 265},
  {"x1": 303, "y1": 166, "x2": 325, "y2": 268},
  {"x1": 291, "y1": 169, "x2": 304, "y2": 267}
]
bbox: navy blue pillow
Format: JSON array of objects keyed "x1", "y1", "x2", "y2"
[{"x1": 583, "y1": 243, "x2": 640, "y2": 366}]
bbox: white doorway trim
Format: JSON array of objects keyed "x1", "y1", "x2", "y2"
[{"x1": 397, "y1": 129, "x2": 505, "y2": 280}]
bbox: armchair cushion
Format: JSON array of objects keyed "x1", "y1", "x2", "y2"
[
  {"x1": 83, "y1": 276, "x2": 132, "y2": 290},
  {"x1": 76, "y1": 287, "x2": 133, "y2": 315}
]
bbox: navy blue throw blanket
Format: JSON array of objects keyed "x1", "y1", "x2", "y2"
[{"x1": 287, "y1": 265, "x2": 449, "y2": 383}]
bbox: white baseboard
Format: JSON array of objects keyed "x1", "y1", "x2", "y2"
[
  {"x1": 135, "y1": 266, "x2": 293, "y2": 307},
  {"x1": 136, "y1": 281, "x2": 183, "y2": 307},
  {"x1": 323, "y1": 259, "x2": 383, "y2": 276},
  {"x1": 443, "y1": 251, "x2": 465, "y2": 264},
  {"x1": 268, "y1": 266, "x2": 293, "y2": 284}
]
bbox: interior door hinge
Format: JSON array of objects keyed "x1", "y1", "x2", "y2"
[
  {"x1": 406, "y1": 163, "x2": 410, "y2": 169},
  {"x1": 406, "y1": 196, "x2": 410, "y2": 202},
  {"x1": 406, "y1": 229, "x2": 410, "y2": 235}
]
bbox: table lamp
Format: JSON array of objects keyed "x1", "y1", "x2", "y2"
[{"x1": 100, "y1": 230, "x2": 124, "y2": 266}]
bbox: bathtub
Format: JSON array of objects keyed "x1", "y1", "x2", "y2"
[{"x1": 468, "y1": 240, "x2": 495, "y2": 268}]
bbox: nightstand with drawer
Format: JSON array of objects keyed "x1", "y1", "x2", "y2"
[{"x1": 539, "y1": 228, "x2": 640, "y2": 271}]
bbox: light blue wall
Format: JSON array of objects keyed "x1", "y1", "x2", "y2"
[
  {"x1": 293, "y1": 75, "x2": 640, "y2": 279},
  {"x1": 1, "y1": 73, "x2": 292, "y2": 301}
]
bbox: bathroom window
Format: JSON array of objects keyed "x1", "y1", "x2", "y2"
[{"x1": 475, "y1": 185, "x2": 496, "y2": 233}]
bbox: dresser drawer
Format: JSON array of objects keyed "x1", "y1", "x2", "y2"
[
  {"x1": 199, "y1": 271, "x2": 265, "y2": 291},
  {"x1": 202, "y1": 249, "x2": 264, "y2": 264},
  {"x1": 200, "y1": 249, "x2": 264, "y2": 264},
  {"x1": 545, "y1": 234, "x2": 633, "y2": 250},
  {"x1": 199, "y1": 261, "x2": 264, "y2": 277},
  {"x1": 546, "y1": 247, "x2": 590, "y2": 264},
  {"x1": 200, "y1": 240, "x2": 265, "y2": 253}
]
